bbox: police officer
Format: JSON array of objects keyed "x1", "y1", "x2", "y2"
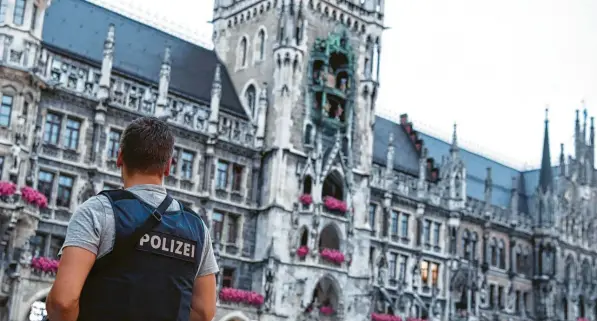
[{"x1": 46, "y1": 117, "x2": 218, "y2": 321}]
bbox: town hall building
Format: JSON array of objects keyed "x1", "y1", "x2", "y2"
[{"x1": 0, "y1": 0, "x2": 591, "y2": 321}]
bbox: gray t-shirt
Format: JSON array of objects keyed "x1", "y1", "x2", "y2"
[{"x1": 60, "y1": 184, "x2": 219, "y2": 278}]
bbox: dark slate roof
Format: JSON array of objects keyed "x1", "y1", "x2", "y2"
[
  {"x1": 42, "y1": 0, "x2": 248, "y2": 119},
  {"x1": 373, "y1": 115, "x2": 558, "y2": 214},
  {"x1": 373, "y1": 117, "x2": 420, "y2": 175}
]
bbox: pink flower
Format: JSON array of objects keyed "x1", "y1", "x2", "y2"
[
  {"x1": 31, "y1": 257, "x2": 59, "y2": 273},
  {"x1": 299, "y1": 194, "x2": 313, "y2": 205},
  {"x1": 21, "y1": 186, "x2": 48, "y2": 209},
  {"x1": 219, "y1": 287, "x2": 264, "y2": 307},
  {"x1": 320, "y1": 248, "x2": 345, "y2": 264},
  {"x1": 0, "y1": 181, "x2": 16, "y2": 197},
  {"x1": 323, "y1": 196, "x2": 347, "y2": 213},
  {"x1": 320, "y1": 306, "x2": 334, "y2": 315},
  {"x1": 578, "y1": 318, "x2": 590, "y2": 321},
  {"x1": 372, "y1": 313, "x2": 403, "y2": 321},
  {"x1": 297, "y1": 246, "x2": 309, "y2": 258}
]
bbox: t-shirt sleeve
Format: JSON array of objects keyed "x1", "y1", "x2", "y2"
[
  {"x1": 59, "y1": 195, "x2": 106, "y2": 257},
  {"x1": 196, "y1": 222, "x2": 220, "y2": 278}
]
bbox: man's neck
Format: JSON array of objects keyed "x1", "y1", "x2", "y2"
[{"x1": 123, "y1": 175, "x2": 163, "y2": 189}]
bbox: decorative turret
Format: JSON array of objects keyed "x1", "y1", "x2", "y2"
[
  {"x1": 208, "y1": 64, "x2": 222, "y2": 138},
  {"x1": 97, "y1": 24, "x2": 115, "y2": 102},
  {"x1": 255, "y1": 82, "x2": 268, "y2": 148},
  {"x1": 537, "y1": 108, "x2": 555, "y2": 228},
  {"x1": 384, "y1": 132, "x2": 394, "y2": 190},
  {"x1": 155, "y1": 47, "x2": 172, "y2": 119}
]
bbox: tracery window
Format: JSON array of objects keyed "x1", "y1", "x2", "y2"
[
  {"x1": 257, "y1": 29, "x2": 266, "y2": 61},
  {"x1": 244, "y1": 84, "x2": 257, "y2": 116},
  {"x1": 498, "y1": 240, "x2": 506, "y2": 269},
  {"x1": 490, "y1": 238, "x2": 497, "y2": 266},
  {"x1": 239, "y1": 37, "x2": 248, "y2": 67},
  {"x1": 461, "y1": 229, "x2": 470, "y2": 259}
]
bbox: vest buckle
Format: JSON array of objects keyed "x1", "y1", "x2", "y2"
[{"x1": 151, "y1": 210, "x2": 163, "y2": 222}]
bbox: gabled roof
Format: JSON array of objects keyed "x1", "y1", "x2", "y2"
[{"x1": 42, "y1": 0, "x2": 248, "y2": 120}]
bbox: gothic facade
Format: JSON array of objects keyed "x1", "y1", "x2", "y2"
[{"x1": 0, "y1": 0, "x2": 591, "y2": 321}]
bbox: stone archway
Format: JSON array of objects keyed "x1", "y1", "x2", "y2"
[{"x1": 20, "y1": 286, "x2": 50, "y2": 321}]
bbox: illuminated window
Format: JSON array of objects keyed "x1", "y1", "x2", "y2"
[
  {"x1": 420, "y1": 261, "x2": 429, "y2": 284},
  {"x1": 431, "y1": 263, "x2": 439, "y2": 286}
]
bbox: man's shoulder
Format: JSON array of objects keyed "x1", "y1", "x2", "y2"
[{"x1": 74, "y1": 194, "x2": 112, "y2": 217}]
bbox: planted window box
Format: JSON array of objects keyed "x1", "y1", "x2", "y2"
[
  {"x1": 320, "y1": 248, "x2": 345, "y2": 265},
  {"x1": 218, "y1": 287, "x2": 264, "y2": 307},
  {"x1": 323, "y1": 196, "x2": 347, "y2": 214}
]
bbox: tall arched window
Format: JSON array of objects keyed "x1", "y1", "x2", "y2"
[
  {"x1": 498, "y1": 240, "x2": 506, "y2": 269},
  {"x1": 461, "y1": 230, "x2": 470, "y2": 259},
  {"x1": 244, "y1": 84, "x2": 257, "y2": 116},
  {"x1": 303, "y1": 175, "x2": 313, "y2": 195},
  {"x1": 471, "y1": 232, "x2": 478, "y2": 260},
  {"x1": 239, "y1": 37, "x2": 248, "y2": 67},
  {"x1": 257, "y1": 29, "x2": 266, "y2": 60},
  {"x1": 490, "y1": 238, "x2": 497, "y2": 266},
  {"x1": 372, "y1": 37, "x2": 380, "y2": 81}
]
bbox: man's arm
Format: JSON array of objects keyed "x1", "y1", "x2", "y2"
[
  {"x1": 46, "y1": 196, "x2": 105, "y2": 321},
  {"x1": 190, "y1": 274, "x2": 217, "y2": 321},
  {"x1": 46, "y1": 247, "x2": 96, "y2": 321},
  {"x1": 190, "y1": 226, "x2": 219, "y2": 321}
]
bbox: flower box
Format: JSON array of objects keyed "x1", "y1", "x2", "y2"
[
  {"x1": 219, "y1": 287, "x2": 264, "y2": 307},
  {"x1": 31, "y1": 257, "x2": 59, "y2": 274},
  {"x1": 406, "y1": 318, "x2": 428, "y2": 321},
  {"x1": 320, "y1": 306, "x2": 334, "y2": 316},
  {"x1": 323, "y1": 196, "x2": 347, "y2": 213},
  {"x1": 578, "y1": 318, "x2": 590, "y2": 321},
  {"x1": 372, "y1": 313, "x2": 402, "y2": 321},
  {"x1": 320, "y1": 248, "x2": 345, "y2": 264},
  {"x1": 0, "y1": 181, "x2": 16, "y2": 197},
  {"x1": 299, "y1": 194, "x2": 313, "y2": 206},
  {"x1": 297, "y1": 246, "x2": 309, "y2": 258},
  {"x1": 21, "y1": 186, "x2": 48, "y2": 209}
]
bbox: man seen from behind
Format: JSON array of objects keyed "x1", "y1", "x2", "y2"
[{"x1": 46, "y1": 117, "x2": 218, "y2": 321}]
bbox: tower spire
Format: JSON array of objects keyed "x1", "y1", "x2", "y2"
[
  {"x1": 539, "y1": 107, "x2": 553, "y2": 192},
  {"x1": 450, "y1": 123, "x2": 459, "y2": 156}
]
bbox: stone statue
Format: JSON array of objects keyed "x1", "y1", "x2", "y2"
[
  {"x1": 10, "y1": 143, "x2": 21, "y2": 171},
  {"x1": 505, "y1": 281, "x2": 516, "y2": 312},
  {"x1": 478, "y1": 274, "x2": 489, "y2": 308},
  {"x1": 264, "y1": 264, "x2": 276, "y2": 311},
  {"x1": 377, "y1": 262, "x2": 387, "y2": 287},
  {"x1": 19, "y1": 239, "x2": 32, "y2": 264},
  {"x1": 32, "y1": 126, "x2": 42, "y2": 154}
]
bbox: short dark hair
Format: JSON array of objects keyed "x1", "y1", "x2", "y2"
[{"x1": 120, "y1": 117, "x2": 175, "y2": 174}]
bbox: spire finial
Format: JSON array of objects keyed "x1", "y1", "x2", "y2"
[
  {"x1": 450, "y1": 122, "x2": 458, "y2": 154},
  {"x1": 544, "y1": 106, "x2": 549, "y2": 122},
  {"x1": 163, "y1": 46, "x2": 171, "y2": 66}
]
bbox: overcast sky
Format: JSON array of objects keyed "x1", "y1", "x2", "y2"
[{"x1": 91, "y1": 0, "x2": 597, "y2": 170}]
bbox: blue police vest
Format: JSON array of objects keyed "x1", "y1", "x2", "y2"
[{"x1": 78, "y1": 189, "x2": 206, "y2": 321}]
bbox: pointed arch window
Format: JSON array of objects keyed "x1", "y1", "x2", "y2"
[
  {"x1": 257, "y1": 29, "x2": 266, "y2": 61},
  {"x1": 471, "y1": 232, "x2": 478, "y2": 261},
  {"x1": 490, "y1": 238, "x2": 497, "y2": 266},
  {"x1": 498, "y1": 240, "x2": 506, "y2": 269},
  {"x1": 461, "y1": 230, "x2": 470, "y2": 259},
  {"x1": 239, "y1": 37, "x2": 248, "y2": 67},
  {"x1": 244, "y1": 84, "x2": 257, "y2": 116}
]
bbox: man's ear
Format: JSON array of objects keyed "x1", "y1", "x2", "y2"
[
  {"x1": 163, "y1": 158, "x2": 172, "y2": 177},
  {"x1": 116, "y1": 150, "x2": 123, "y2": 168}
]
